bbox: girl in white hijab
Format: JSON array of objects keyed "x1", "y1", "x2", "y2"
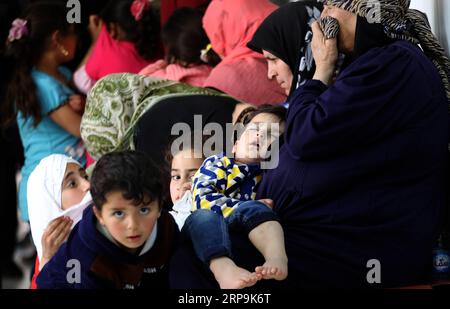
[{"x1": 27, "y1": 154, "x2": 91, "y2": 275}]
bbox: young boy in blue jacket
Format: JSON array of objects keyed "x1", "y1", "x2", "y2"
[{"x1": 37, "y1": 151, "x2": 179, "y2": 289}]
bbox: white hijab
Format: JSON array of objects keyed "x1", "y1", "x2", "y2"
[{"x1": 27, "y1": 154, "x2": 92, "y2": 261}]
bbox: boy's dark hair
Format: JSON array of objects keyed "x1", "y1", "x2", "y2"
[
  {"x1": 2, "y1": 1, "x2": 77, "y2": 128},
  {"x1": 101, "y1": 0, "x2": 160, "y2": 60},
  {"x1": 162, "y1": 7, "x2": 219, "y2": 67},
  {"x1": 91, "y1": 151, "x2": 164, "y2": 210}
]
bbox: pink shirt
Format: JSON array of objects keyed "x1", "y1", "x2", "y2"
[
  {"x1": 86, "y1": 25, "x2": 154, "y2": 82},
  {"x1": 139, "y1": 60, "x2": 212, "y2": 87}
]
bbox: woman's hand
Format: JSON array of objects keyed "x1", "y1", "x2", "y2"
[
  {"x1": 258, "y1": 199, "x2": 275, "y2": 209},
  {"x1": 39, "y1": 216, "x2": 73, "y2": 270},
  {"x1": 311, "y1": 21, "x2": 339, "y2": 86}
]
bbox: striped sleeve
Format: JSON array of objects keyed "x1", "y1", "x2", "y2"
[{"x1": 192, "y1": 155, "x2": 243, "y2": 217}]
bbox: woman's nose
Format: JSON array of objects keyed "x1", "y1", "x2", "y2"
[{"x1": 267, "y1": 63, "x2": 276, "y2": 80}]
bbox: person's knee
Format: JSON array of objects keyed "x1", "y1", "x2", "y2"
[
  {"x1": 185, "y1": 209, "x2": 219, "y2": 228},
  {"x1": 238, "y1": 200, "x2": 273, "y2": 216}
]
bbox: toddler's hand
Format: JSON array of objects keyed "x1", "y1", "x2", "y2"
[{"x1": 258, "y1": 199, "x2": 274, "y2": 209}]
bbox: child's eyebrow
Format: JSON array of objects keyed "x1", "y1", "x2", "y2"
[
  {"x1": 110, "y1": 207, "x2": 126, "y2": 211},
  {"x1": 63, "y1": 171, "x2": 74, "y2": 182}
]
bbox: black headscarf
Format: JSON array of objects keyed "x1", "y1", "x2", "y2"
[
  {"x1": 247, "y1": 1, "x2": 323, "y2": 98},
  {"x1": 352, "y1": 15, "x2": 395, "y2": 59}
]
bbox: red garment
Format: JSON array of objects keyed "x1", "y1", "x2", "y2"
[
  {"x1": 85, "y1": 25, "x2": 154, "y2": 82},
  {"x1": 30, "y1": 257, "x2": 39, "y2": 289},
  {"x1": 160, "y1": 0, "x2": 211, "y2": 26},
  {"x1": 202, "y1": 0, "x2": 286, "y2": 105},
  {"x1": 139, "y1": 60, "x2": 212, "y2": 87}
]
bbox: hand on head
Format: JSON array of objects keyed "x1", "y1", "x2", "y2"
[
  {"x1": 311, "y1": 21, "x2": 338, "y2": 86},
  {"x1": 258, "y1": 199, "x2": 274, "y2": 209}
]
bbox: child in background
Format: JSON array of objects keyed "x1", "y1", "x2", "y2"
[
  {"x1": 28, "y1": 154, "x2": 91, "y2": 288},
  {"x1": 166, "y1": 133, "x2": 208, "y2": 229},
  {"x1": 74, "y1": 0, "x2": 161, "y2": 94},
  {"x1": 160, "y1": 0, "x2": 211, "y2": 26},
  {"x1": 139, "y1": 7, "x2": 220, "y2": 87},
  {"x1": 2, "y1": 1, "x2": 87, "y2": 223},
  {"x1": 187, "y1": 105, "x2": 288, "y2": 289},
  {"x1": 37, "y1": 151, "x2": 179, "y2": 289}
]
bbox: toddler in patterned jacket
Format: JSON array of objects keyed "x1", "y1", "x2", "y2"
[{"x1": 186, "y1": 105, "x2": 288, "y2": 289}]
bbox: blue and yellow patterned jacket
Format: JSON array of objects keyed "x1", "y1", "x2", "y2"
[{"x1": 192, "y1": 153, "x2": 262, "y2": 218}]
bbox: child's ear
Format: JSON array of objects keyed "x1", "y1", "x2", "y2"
[
  {"x1": 51, "y1": 30, "x2": 62, "y2": 45},
  {"x1": 107, "y1": 22, "x2": 118, "y2": 39},
  {"x1": 92, "y1": 206, "x2": 105, "y2": 225}
]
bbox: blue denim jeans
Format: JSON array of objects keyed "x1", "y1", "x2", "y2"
[{"x1": 182, "y1": 200, "x2": 278, "y2": 264}]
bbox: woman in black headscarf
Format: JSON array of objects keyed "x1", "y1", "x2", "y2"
[
  {"x1": 250, "y1": 0, "x2": 450, "y2": 288},
  {"x1": 247, "y1": 1, "x2": 323, "y2": 99}
]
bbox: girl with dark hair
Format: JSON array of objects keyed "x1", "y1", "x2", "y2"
[
  {"x1": 160, "y1": 0, "x2": 211, "y2": 26},
  {"x1": 139, "y1": 7, "x2": 219, "y2": 87},
  {"x1": 74, "y1": 0, "x2": 161, "y2": 94},
  {"x1": 2, "y1": 1, "x2": 87, "y2": 223}
]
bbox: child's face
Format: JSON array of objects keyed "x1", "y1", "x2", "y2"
[
  {"x1": 233, "y1": 113, "x2": 285, "y2": 165},
  {"x1": 94, "y1": 191, "x2": 161, "y2": 253},
  {"x1": 61, "y1": 163, "x2": 90, "y2": 210},
  {"x1": 56, "y1": 27, "x2": 78, "y2": 61},
  {"x1": 170, "y1": 150, "x2": 204, "y2": 203}
]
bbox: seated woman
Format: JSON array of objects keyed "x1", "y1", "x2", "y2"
[
  {"x1": 27, "y1": 154, "x2": 91, "y2": 288},
  {"x1": 139, "y1": 7, "x2": 219, "y2": 87},
  {"x1": 169, "y1": 0, "x2": 450, "y2": 288}
]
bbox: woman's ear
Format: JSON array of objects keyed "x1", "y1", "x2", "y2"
[{"x1": 92, "y1": 206, "x2": 105, "y2": 225}]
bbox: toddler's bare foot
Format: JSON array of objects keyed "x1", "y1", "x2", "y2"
[
  {"x1": 255, "y1": 257, "x2": 288, "y2": 281},
  {"x1": 210, "y1": 257, "x2": 261, "y2": 289}
]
